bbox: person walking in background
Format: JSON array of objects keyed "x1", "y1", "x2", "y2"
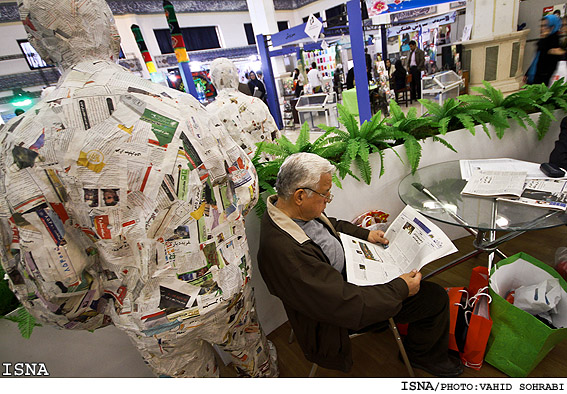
[
  {"x1": 292, "y1": 68, "x2": 304, "y2": 97},
  {"x1": 408, "y1": 40, "x2": 425, "y2": 100},
  {"x1": 346, "y1": 67, "x2": 355, "y2": 90},
  {"x1": 247, "y1": 71, "x2": 266, "y2": 101},
  {"x1": 525, "y1": 14, "x2": 562, "y2": 86},
  {"x1": 393, "y1": 59, "x2": 408, "y2": 92},
  {"x1": 307, "y1": 62, "x2": 323, "y2": 93}
]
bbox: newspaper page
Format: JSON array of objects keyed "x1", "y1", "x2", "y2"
[
  {"x1": 496, "y1": 178, "x2": 567, "y2": 211},
  {"x1": 460, "y1": 170, "x2": 526, "y2": 197},
  {"x1": 342, "y1": 205, "x2": 457, "y2": 286},
  {"x1": 460, "y1": 158, "x2": 546, "y2": 180}
]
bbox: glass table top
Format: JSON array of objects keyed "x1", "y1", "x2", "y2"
[{"x1": 398, "y1": 160, "x2": 567, "y2": 232}]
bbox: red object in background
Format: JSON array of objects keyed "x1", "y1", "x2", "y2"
[
  {"x1": 555, "y1": 260, "x2": 567, "y2": 281},
  {"x1": 505, "y1": 291, "x2": 515, "y2": 304}
]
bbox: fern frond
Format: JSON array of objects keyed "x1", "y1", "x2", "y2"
[
  {"x1": 358, "y1": 139, "x2": 370, "y2": 162},
  {"x1": 454, "y1": 113, "x2": 476, "y2": 135},
  {"x1": 295, "y1": 122, "x2": 311, "y2": 148},
  {"x1": 354, "y1": 156, "x2": 372, "y2": 185},
  {"x1": 536, "y1": 111, "x2": 553, "y2": 140},
  {"x1": 275, "y1": 134, "x2": 298, "y2": 154},
  {"x1": 403, "y1": 137, "x2": 422, "y2": 174},
  {"x1": 418, "y1": 99, "x2": 443, "y2": 117},
  {"x1": 431, "y1": 135, "x2": 457, "y2": 153},
  {"x1": 347, "y1": 139, "x2": 360, "y2": 160},
  {"x1": 439, "y1": 117, "x2": 451, "y2": 135},
  {"x1": 337, "y1": 103, "x2": 360, "y2": 137},
  {"x1": 259, "y1": 141, "x2": 291, "y2": 156}
]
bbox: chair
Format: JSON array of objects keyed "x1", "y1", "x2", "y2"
[
  {"x1": 289, "y1": 318, "x2": 415, "y2": 377},
  {"x1": 394, "y1": 74, "x2": 413, "y2": 107}
]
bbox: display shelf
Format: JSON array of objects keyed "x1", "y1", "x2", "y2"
[{"x1": 295, "y1": 92, "x2": 338, "y2": 130}]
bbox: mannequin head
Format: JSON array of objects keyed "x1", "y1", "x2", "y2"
[
  {"x1": 209, "y1": 58, "x2": 240, "y2": 91},
  {"x1": 18, "y1": 0, "x2": 121, "y2": 70}
]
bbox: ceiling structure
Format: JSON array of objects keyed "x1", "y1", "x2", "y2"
[{"x1": 0, "y1": 0, "x2": 320, "y2": 22}]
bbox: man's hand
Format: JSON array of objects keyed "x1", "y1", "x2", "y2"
[
  {"x1": 399, "y1": 269, "x2": 422, "y2": 297},
  {"x1": 367, "y1": 230, "x2": 389, "y2": 246}
]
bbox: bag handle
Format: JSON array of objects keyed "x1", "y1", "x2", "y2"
[
  {"x1": 467, "y1": 286, "x2": 492, "y2": 308},
  {"x1": 453, "y1": 289, "x2": 469, "y2": 308}
]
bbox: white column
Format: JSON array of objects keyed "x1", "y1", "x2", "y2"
[
  {"x1": 465, "y1": 0, "x2": 520, "y2": 41},
  {"x1": 246, "y1": 0, "x2": 278, "y2": 35},
  {"x1": 246, "y1": 0, "x2": 286, "y2": 78}
]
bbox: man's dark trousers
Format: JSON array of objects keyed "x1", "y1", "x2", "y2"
[{"x1": 410, "y1": 66, "x2": 421, "y2": 100}]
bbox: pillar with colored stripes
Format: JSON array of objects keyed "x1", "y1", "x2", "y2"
[
  {"x1": 163, "y1": 0, "x2": 199, "y2": 99},
  {"x1": 130, "y1": 24, "x2": 164, "y2": 84}
]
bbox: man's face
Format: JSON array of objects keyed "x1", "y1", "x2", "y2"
[
  {"x1": 300, "y1": 172, "x2": 333, "y2": 220},
  {"x1": 409, "y1": 43, "x2": 416, "y2": 51}
]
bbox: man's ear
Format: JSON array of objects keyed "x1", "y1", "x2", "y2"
[{"x1": 293, "y1": 189, "x2": 305, "y2": 206}]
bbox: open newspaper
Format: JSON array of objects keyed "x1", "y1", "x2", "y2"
[
  {"x1": 460, "y1": 170, "x2": 526, "y2": 197},
  {"x1": 341, "y1": 205, "x2": 457, "y2": 286},
  {"x1": 496, "y1": 178, "x2": 567, "y2": 211}
]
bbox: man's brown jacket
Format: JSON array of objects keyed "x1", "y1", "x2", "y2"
[{"x1": 257, "y1": 195, "x2": 409, "y2": 372}]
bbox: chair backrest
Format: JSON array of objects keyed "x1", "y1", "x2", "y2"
[{"x1": 406, "y1": 74, "x2": 412, "y2": 84}]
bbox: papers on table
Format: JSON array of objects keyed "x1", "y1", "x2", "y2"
[
  {"x1": 461, "y1": 170, "x2": 526, "y2": 198},
  {"x1": 497, "y1": 178, "x2": 567, "y2": 211},
  {"x1": 342, "y1": 205, "x2": 457, "y2": 286},
  {"x1": 459, "y1": 159, "x2": 549, "y2": 180},
  {"x1": 459, "y1": 160, "x2": 567, "y2": 210}
]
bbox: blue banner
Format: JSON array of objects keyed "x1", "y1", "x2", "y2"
[
  {"x1": 270, "y1": 18, "x2": 323, "y2": 47},
  {"x1": 387, "y1": 11, "x2": 456, "y2": 37},
  {"x1": 366, "y1": 0, "x2": 456, "y2": 17}
]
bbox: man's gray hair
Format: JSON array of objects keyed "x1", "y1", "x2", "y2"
[{"x1": 276, "y1": 153, "x2": 335, "y2": 199}]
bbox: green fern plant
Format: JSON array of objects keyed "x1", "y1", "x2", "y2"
[
  {"x1": 458, "y1": 81, "x2": 539, "y2": 139},
  {"x1": 1, "y1": 306, "x2": 41, "y2": 339},
  {"x1": 418, "y1": 97, "x2": 482, "y2": 136},
  {"x1": 384, "y1": 101, "x2": 456, "y2": 173},
  {"x1": 317, "y1": 104, "x2": 405, "y2": 184},
  {"x1": 517, "y1": 80, "x2": 567, "y2": 139},
  {"x1": 251, "y1": 122, "x2": 337, "y2": 217},
  {"x1": 0, "y1": 265, "x2": 40, "y2": 338}
]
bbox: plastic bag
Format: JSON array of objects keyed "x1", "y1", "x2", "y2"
[
  {"x1": 514, "y1": 278, "x2": 562, "y2": 316},
  {"x1": 550, "y1": 61, "x2": 567, "y2": 86},
  {"x1": 351, "y1": 210, "x2": 389, "y2": 232}
]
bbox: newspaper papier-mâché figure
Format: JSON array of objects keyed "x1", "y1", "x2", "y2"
[
  {"x1": 206, "y1": 58, "x2": 279, "y2": 156},
  {"x1": 0, "y1": 0, "x2": 277, "y2": 377}
]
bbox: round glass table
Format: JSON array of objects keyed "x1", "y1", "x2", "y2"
[{"x1": 398, "y1": 160, "x2": 567, "y2": 278}]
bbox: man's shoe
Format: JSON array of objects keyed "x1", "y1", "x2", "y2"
[{"x1": 407, "y1": 354, "x2": 464, "y2": 378}]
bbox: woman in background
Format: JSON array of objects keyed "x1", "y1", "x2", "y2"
[
  {"x1": 292, "y1": 68, "x2": 304, "y2": 97},
  {"x1": 247, "y1": 71, "x2": 266, "y2": 101},
  {"x1": 525, "y1": 14, "x2": 562, "y2": 85},
  {"x1": 393, "y1": 59, "x2": 407, "y2": 91}
]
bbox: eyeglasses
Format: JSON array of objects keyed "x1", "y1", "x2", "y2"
[{"x1": 296, "y1": 187, "x2": 334, "y2": 203}]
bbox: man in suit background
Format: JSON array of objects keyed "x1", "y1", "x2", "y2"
[{"x1": 408, "y1": 40, "x2": 425, "y2": 100}]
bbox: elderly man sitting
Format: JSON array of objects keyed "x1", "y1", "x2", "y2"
[{"x1": 257, "y1": 152, "x2": 463, "y2": 377}]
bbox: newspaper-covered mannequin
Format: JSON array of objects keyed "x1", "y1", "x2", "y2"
[
  {"x1": 207, "y1": 58, "x2": 279, "y2": 156},
  {"x1": 0, "y1": 0, "x2": 277, "y2": 378}
]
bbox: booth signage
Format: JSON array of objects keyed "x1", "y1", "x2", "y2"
[
  {"x1": 304, "y1": 14, "x2": 323, "y2": 42},
  {"x1": 367, "y1": 0, "x2": 456, "y2": 16},
  {"x1": 387, "y1": 11, "x2": 456, "y2": 38},
  {"x1": 270, "y1": 18, "x2": 323, "y2": 47}
]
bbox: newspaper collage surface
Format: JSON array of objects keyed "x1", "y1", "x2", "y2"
[{"x1": 206, "y1": 58, "x2": 279, "y2": 156}]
